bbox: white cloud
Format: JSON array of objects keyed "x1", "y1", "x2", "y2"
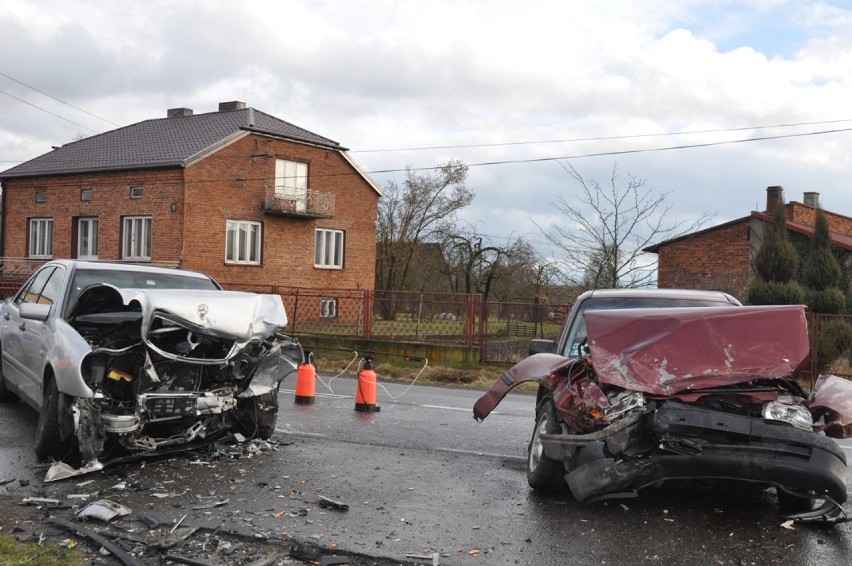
[{"x1": 3, "y1": 0, "x2": 852, "y2": 260}]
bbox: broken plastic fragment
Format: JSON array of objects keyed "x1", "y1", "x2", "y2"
[
  {"x1": 44, "y1": 459, "x2": 105, "y2": 482},
  {"x1": 76, "y1": 499, "x2": 132, "y2": 522}
]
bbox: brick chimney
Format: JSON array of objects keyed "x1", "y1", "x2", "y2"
[
  {"x1": 167, "y1": 108, "x2": 193, "y2": 118},
  {"x1": 218, "y1": 101, "x2": 246, "y2": 112},
  {"x1": 803, "y1": 191, "x2": 821, "y2": 208},
  {"x1": 765, "y1": 186, "x2": 784, "y2": 213}
]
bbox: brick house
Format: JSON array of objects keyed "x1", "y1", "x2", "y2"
[
  {"x1": 0, "y1": 101, "x2": 382, "y2": 309},
  {"x1": 646, "y1": 186, "x2": 852, "y2": 301}
]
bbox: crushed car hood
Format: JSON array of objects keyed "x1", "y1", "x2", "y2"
[
  {"x1": 69, "y1": 286, "x2": 288, "y2": 341},
  {"x1": 585, "y1": 305, "x2": 809, "y2": 395}
]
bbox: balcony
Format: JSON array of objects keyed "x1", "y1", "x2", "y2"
[{"x1": 263, "y1": 187, "x2": 335, "y2": 219}]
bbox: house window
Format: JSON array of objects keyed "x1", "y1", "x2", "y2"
[
  {"x1": 28, "y1": 218, "x2": 54, "y2": 258},
  {"x1": 130, "y1": 185, "x2": 144, "y2": 198},
  {"x1": 315, "y1": 228, "x2": 344, "y2": 268},
  {"x1": 77, "y1": 217, "x2": 99, "y2": 259},
  {"x1": 226, "y1": 220, "x2": 261, "y2": 264},
  {"x1": 320, "y1": 298, "x2": 338, "y2": 318},
  {"x1": 36, "y1": 190, "x2": 47, "y2": 203},
  {"x1": 122, "y1": 216, "x2": 152, "y2": 260},
  {"x1": 81, "y1": 187, "x2": 93, "y2": 201},
  {"x1": 274, "y1": 159, "x2": 308, "y2": 211}
]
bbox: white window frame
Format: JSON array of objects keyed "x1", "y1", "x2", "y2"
[
  {"x1": 28, "y1": 218, "x2": 53, "y2": 258},
  {"x1": 78, "y1": 217, "x2": 99, "y2": 259},
  {"x1": 314, "y1": 228, "x2": 344, "y2": 269},
  {"x1": 274, "y1": 159, "x2": 308, "y2": 211},
  {"x1": 226, "y1": 220, "x2": 262, "y2": 265},
  {"x1": 320, "y1": 298, "x2": 338, "y2": 318},
  {"x1": 122, "y1": 215, "x2": 152, "y2": 260}
]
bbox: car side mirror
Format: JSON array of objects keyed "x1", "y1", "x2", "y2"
[
  {"x1": 529, "y1": 339, "x2": 557, "y2": 355},
  {"x1": 19, "y1": 302, "x2": 51, "y2": 322}
]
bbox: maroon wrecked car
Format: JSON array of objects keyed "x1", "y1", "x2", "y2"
[{"x1": 474, "y1": 299, "x2": 852, "y2": 523}]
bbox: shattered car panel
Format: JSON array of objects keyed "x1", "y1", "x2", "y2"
[
  {"x1": 0, "y1": 260, "x2": 303, "y2": 477},
  {"x1": 475, "y1": 303, "x2": 852, "y2": 523},
  {"x1": 584, "y1": 305, "x2": 810, "y2": 395}
]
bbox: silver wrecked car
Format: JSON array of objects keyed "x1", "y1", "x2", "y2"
[{"x1": 0, "y1": 260, "x2": 303, "y2": 472}]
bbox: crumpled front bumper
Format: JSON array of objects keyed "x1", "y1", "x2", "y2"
[{"x1": 540, "y1": 402, "x2": 848, "y2": 510}]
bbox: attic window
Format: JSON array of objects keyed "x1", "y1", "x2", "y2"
[
  {"x1": 81, "y1": 187, "x2": 93, "y2": 201},
  {"x1": 35, "y1": 190, "x2": 47, "y2": 203},
  {"x1": 130, "y1": 185, "x2": 144, "y2": 198}
]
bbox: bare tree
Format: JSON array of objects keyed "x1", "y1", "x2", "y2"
[
  {"x1": 540, "y1": 163, "x2": 712, "y2": 289},
  {"x1": 376, "y1": 160, "x2": 473, "y2": 298}
]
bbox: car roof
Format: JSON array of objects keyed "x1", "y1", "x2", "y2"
[
  {"x1": 44, "y1": 259, "x2": 212, "y2": 281},
  {"x1": 576, "y1": 288, "x2": 741, "y2": 305}
]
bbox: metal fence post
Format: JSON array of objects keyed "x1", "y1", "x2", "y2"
[
  {"x1": 465, "y1": 294, "x2": 474, "y2": 347},
  {"x1": 364, "y1": 290, "x2": 372, "y2": 340}
]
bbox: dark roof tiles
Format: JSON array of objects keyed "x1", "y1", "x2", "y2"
[{"x1": 1, "y1": 107, "x2": 342, "y2": 179}]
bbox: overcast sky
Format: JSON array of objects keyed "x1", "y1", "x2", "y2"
[{"x1": 3, "y1": 0, "x2": 852, "y2": 260}]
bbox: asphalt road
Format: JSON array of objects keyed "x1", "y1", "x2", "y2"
[{"x1": 2, "y1": 375, "x2": 852, "y2": 565}]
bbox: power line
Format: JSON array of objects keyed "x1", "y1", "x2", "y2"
[
  {"x1": 0, "y1": 89, "x2": 99, "y2": 133},
  {"x1": 0, "y1": 72, "x2": 119, "y2": 127},
  {"x1": 3, "y1": 123, "x2": 851, "y2": 185},
  {"x1": 352, "y1": 118, "x2": 852, "y2": 153},
  {"x1": 364, "y1": 126, "x2": 852, "y2": 175}
]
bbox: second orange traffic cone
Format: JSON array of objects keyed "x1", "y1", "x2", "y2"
[{"x1": 355, "y1": 356, "x2": 380, "y2": 412}]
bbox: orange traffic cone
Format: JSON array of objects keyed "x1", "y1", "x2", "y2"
[
  {"x1": 295, "y1": 354, "x2": 316, "y2": 405},
  {"x1": 355, "y1": 356, "x2": 380, "y2": 412}
]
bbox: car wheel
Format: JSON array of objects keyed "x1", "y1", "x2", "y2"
[
  {"x1": 236, "y1": 383, "x2": 280, "y2": 440},
  {"x1": 527, "y1": 396, "x2": 566, "y2": 491},
  {"x1": 34, "y1": 376, "x2": 79, "y2": 463}
]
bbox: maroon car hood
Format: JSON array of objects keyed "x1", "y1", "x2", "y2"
[{"x1": 585, "y1": 305, "x2": 809, "y2": 395}]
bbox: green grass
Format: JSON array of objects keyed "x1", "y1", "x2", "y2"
[{"x1": 0, "y1": 533, "x2": 85, "y2": 565}]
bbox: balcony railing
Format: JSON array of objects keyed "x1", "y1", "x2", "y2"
[{"x1": 263, "y1": 187, "x2": 335, "y2": 219}]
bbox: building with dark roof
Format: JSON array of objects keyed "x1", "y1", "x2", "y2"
[
  {"x1": 645, "y1": 187, "x2": 852, "y2": 301},
  {"x1": 0, "y1": 101, "x2": 382, "y2": 304}
]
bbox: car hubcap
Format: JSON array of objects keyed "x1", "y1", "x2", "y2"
[{"x1": 529, "y1": 416, "x2": 546, "y2": 471}]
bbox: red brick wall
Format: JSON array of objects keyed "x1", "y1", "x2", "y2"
[
  {"x1": 787, "y1": 203, "x2": 852, "y2": 237},
  {"x1": 656, "y1": 220, "x2": 751, "y2": 299},
  {"x1": 1, "y1": 170, "x2": 184, "y2": 261},
  {"x1": 1, "y1": 134, "x2": 379, "y2": 292},
  {"x1": 181, "y1": 135, "x2": 379, "y2": 290}
]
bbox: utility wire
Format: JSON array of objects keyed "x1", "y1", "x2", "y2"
[
  {"x1": 0, "y1": 71, "x2": 119, "y2": 127},
  {"x1": 0, "y1": 89, "x2": 99, "y2": 133},
  {"x1": 352, "y1": 118, "x2": 852, "y2": 153},
  {"x1": 364, "y1": 126, "x2": 852, "y2": 175},
  {"x1": 5, "y1": 124, "x2": 850, "y2": 187}
]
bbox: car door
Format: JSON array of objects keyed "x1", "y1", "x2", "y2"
[{"x1": 0, "y1": 265, "x2": 65, "y2": 405}]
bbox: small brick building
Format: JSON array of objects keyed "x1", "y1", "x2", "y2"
[
  {"x1": 646, "y1": 187, "x2": 852, "y2": 301},
  {"x1": 0, "y1": 101, "x2": 382, "y2": 305}
]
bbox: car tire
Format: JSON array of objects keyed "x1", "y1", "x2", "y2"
[
  {"x1": 34, "y1": 376, "x2": 78, "y2": 463},
  {"x1": 236, "y1": 383, "x2": 280, "y2": 440},
  {"x1": 527, "y1": 396, "x2": 566, "y2": 491}
]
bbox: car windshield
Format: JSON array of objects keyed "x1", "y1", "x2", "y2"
[
  {"x1": 562, "y1": 296, "x2": 735, "y2": 357},
  {"x1": 68, "y1": 268, "x2": 220, "y2": 307}
]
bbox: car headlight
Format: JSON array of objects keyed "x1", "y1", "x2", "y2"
[{"x1": 762, "y1": 402, "x2": 813, "y2": 431}]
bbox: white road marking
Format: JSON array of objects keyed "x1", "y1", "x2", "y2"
[
  {"x1": 437, "y1": 447, "x2": 525, "y2": 461},
  {"x1": 275, "y1": 428, "x2": 328, "y2": 439},
  {"x1": 421, "y1": 404, "x2": 469, "y2": 412}
]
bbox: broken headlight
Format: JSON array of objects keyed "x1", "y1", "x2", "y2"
[{"x1": 762, "y1": 401, "x2": 813, "y2": 431}]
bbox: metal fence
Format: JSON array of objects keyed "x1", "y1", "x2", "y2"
[
  {"x1": 212, "y1": 285, "x2": 567, "y2": 364},
  {"x1": 4, "y1": 260, "x2": 851, "y2": 375}
]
